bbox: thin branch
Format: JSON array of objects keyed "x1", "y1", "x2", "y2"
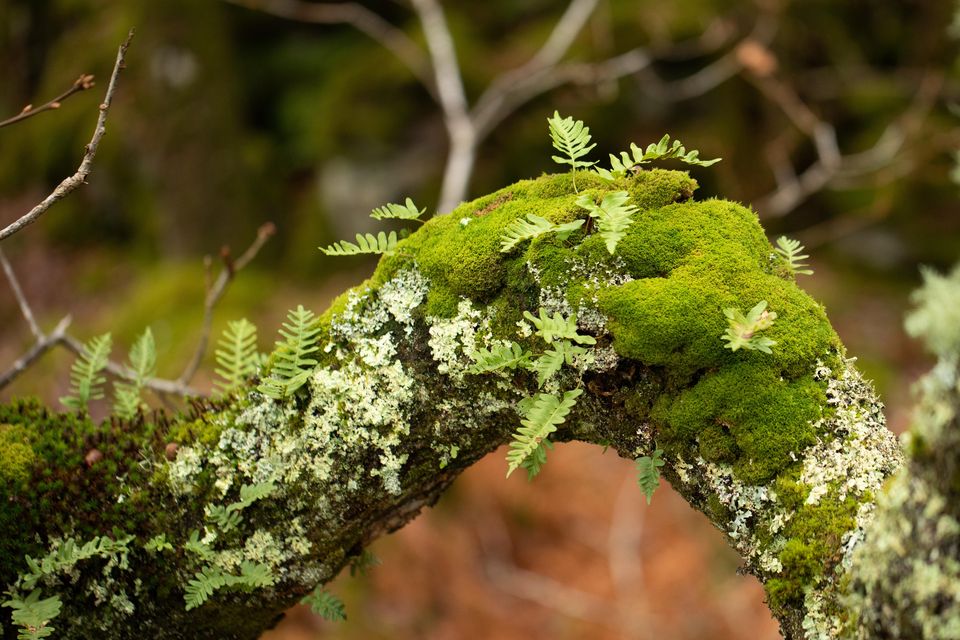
[
  {"x1": 0, "y1": 74, "x2": 96, "y2": 130},
  {"x1": 0, "y1": 316, "x2": 72, "y2": 390},
  {"x1": 0, "y1": 248, "x2": 41, "y2": 339},
  {"x1": 222, "y1": 0, "x2": 436, "y2": 97},
  {"x1": 0, "y1": 29, "x2": 134, "y2": 243},
  {"x1": 177, "y1": 223, "x2": 276, "y2": 387}
]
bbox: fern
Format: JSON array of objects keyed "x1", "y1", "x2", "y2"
[
  {"x1": 499, "y1": 214, "x2": 584, "y2": 253},
  {"x1": 183, "y1": 561, "x2": 275, "y2": 611},
  {"x1": 259, "y1": 306, "x2": 321, "y2": 399},
  {"x1": 349, "y1": 549, "x2": 381, "y2": 577},
  {"x1": 575, "y1": 191, "x2": 638, "y2": 254},
  {"x1": 636, "y1": 448, "x2": 664, "y2": 505},
  {"x1": 469, "y1": 342, "x2": 532, "y2": 374},
  {"x1": 506, "y1": 388, "x2": 582, "y2": 479},
  {"x1": 722, "y1": 300, "x2": 777, "y2": 354},
  {"x1": 530, "y1": 341, "x2": 588, "y2": 388},
  {"x1": 523, "y1": 310, "x2": 596, "y2": 345},
  {"x1": 595, "y1": 134, "x2": 720, "y2": 180},
  {"x1": 301, "y1": 588, "x2": 347, "y2": 622},
  {"x1": 370, "y1": 198, "x2": 426, "y2": 222},
  {"x1": 320, "y1": 231, "x2": 398, "y2": 256},
  {"x1": 548, "y1": 111, "x2": 596, "y2": 192},
  {"x1": 112, "y1": 328, "x2": 156, "y2": 419},
  {"x1": 144, "y1": 534, "x2": 174, "y2": 554},
  {"x1": 214, "y1": 319, "x2": 259, "y2": 394},
  {"x1": 60, "y1": 332, "x2": 112, "y2": 413},
  {"x1": 206, "y1": 480, "x2": 276, "y2": 532},
  {"x1": 2, "y1": 590, "x2": 62, "y2": 640},
  {"x1": 184, "y1": 530, "x2": 215, "y2": 561},
  {"x1": 21, "y1": 535, "x2": 133, "y2": 591},
  {"x1": 774, "y1": 236, "x2": 814, "y2": 276}
]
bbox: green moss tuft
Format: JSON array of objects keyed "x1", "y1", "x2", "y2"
[{"x1": 0, "y1": 423, "x2": 35, "y2": 487}]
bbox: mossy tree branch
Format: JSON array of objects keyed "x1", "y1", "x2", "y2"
[{"x1": 0, "y1": 170, "x2": 921, "y2": 639}]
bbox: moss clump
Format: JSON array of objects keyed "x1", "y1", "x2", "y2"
[
  {"x1": 653, "y1": 363, "x2": 826, "y2": 484},
  {"x1": 0, "y1": 423, "x2": 35, "y2": 487}
]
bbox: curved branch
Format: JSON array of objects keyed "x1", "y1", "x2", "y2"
[
  {"x1": 0, "y1": 74, "x2": 96, "y2": 130},
  {"x1": 0, "y1": 30, "x2": 134, "y2": 243}
]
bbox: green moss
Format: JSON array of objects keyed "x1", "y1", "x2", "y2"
[
  {"x1": 654, "y1": 363, "x2": 825, "y2": 484},
  {"x1": 166, "y1": 418, "x2": 223, "y2": 447},
  {"x1": 0, "y1": 423, "x2": 35, "y2": 487}
]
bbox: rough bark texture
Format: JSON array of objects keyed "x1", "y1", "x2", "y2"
[{"x1": 0, "y1": 169, "x2": 921, "y2": 639}]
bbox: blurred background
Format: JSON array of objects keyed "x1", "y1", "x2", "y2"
[{"x1": 1, "y1": 0, "x2": 958, "y2": 638}]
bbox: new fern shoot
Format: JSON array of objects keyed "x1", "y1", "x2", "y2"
[
  {"x1": 60, "y1": 332, "x2": 112, "y2": 413},
  {"x1": 548, "y1": 111, "x2": 596, "y2": 192},
  {"x1": 722, "y1": 300, "x2": 777, "y2": 353},
  {"x1": 259, "y1": 306, "x2": 321, "y2": 399}
]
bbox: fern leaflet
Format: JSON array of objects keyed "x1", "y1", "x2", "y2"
[
  {"x1": 499, "y1": 214, "x2": 584, "y2": 253},
  {"x1": 301, "y1": 588, "x2": 347, "y2": 621},
  {"x1": 370, "y1": 198, "x2": 426, "y2": 222},
  {"x1": 548, "y1": 111, "x2": 596, "y2": 192},
  {"x1": 469, "y1": 342, "x2": 531, "y2": 374},
  {"x1": 575, "y1": 191, "x2": 638, "y2": 254},
  {"x1": 774, "y1": 236, "x2": 814, "y2": 276},
  {"x1": 60, "y1": 333, "x2": 112, "y2": 413},
  {"x1": 530, "y1": 341, "x2": 588, "y2": 388},
  {"x1": 184, "y1": 530, "x2": 215, "y2": 561},
  {"x1": 722, "y1": 300, "x2": 777, "y2": 353},
  {"x1": 320, "y1": 231, "x2": 398, "y2": 256},
  {"x1": 506, "y1": 388, "x2": 582, "y2": 479},
  {"x1": 636, "y1": 448, "x2": 664, "y2": 504},
  {"x1": 113, "y1": 328, "x2": 156, "y2": 419},
  {"x1": 595, "y1": 135, "x2": 720, "y2": 181},
  {"x1": 214, "y1": 319, "x2": 259, "y2": 395},
  {"x1": 523, "y1": 310, "x2": 596, "y2": 345},
  {"x1": 2, "y1": 590, "x2": 62, "y2": 640},
  {"x1": 184, "y1": 562, "x2": 275, "y2": 611},
  {"x1": 259, "y1": 306, "x2": 321, "y2": 399}
]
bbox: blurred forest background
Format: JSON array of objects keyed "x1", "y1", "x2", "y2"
[{"x1": 1, "y1": 0, "x2": 958, "y2": 638}]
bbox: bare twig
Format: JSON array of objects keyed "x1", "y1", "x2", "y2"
[
  {"x1": 177, "y1": 223, "x2": 276, "y2": 387},
  {"x1": 0, "y1": 29, "x2": 134, "y2": 243},
  {"x1": 0, "y1": 248, "x2": 41, "y2": 339},
  {"x1": 0, "y1": 316, "x2": 72, "y2": 389},
  {"x1": 222, "y1": 0, "x2": 436, "y2": 96},
  {"x1": 0, "y1": 74, "x2": 96, "y2": 130}
]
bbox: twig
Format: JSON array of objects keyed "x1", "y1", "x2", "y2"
[
  {"x1": 0, "y1": 74, "x2": 96, "y2": 130},
  {"x1": 222, "y1": 0, "x2": 436, "y2": 97},
  {"x1": 177, "y1": 223, "x2": 276, "y2": 387},
  {"x1": 0, "y1": 248, "x2": 41, "y2": 339},
  {"x1": 0, "y1": 29, "x2": 134, "y2": 243},
  {"x1": 0, "y1": 316, "x2": 72, "y2": 389}
]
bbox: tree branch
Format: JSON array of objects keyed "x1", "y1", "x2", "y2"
[
  {"x1": 0, "y1": 29, "x2": 134, "y2": 243},
  {"x1": 0, "y1": 74, "x2": 96, "y2": 130},
  {"x1": 177, "y1": 222, "x2": 276, "y2": 387}
]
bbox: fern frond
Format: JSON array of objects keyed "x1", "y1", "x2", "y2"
[
  {"x1": 184, "y1": 530, "x2": 215, "y2": 561},
  {"x1": 530, "y1": 341, "x2": 588, "y2": 388},
  {"x1": 636, "y1": 448, "x2": 664, "y2": 504},
  {"x1": 60, "y1": 333, "x2": 112, "y2": 413},
  {"x1": 259, "y1": 306, "x2": 321, "y2": 399},
  {"x1": 370, "y1": 198, "x2": 426, "y2": 222},
  {"x1": 113, "y1": 328, "x2": 156, "y2": 419},
  {"x1": 2, "y1": 589, "x2": 62, "y2": 639},
  {"x1": 774, "y1": 236, "x2": 814, "y2": 276},
  {"x1": 184, "y1": 562, "x2": 275, "y2": 611},
  {"x1": 301, "y1": 588, "x2": 347, "y2": 621},
  {"x1": 506, "y1": 388, "x2": 582, "y2": 479},
  {"x1": 575, "y1": 191, "x2": 638, "y2": 254},
  {"x1": 469, "y1": 342, "x2": 531, "y2": 374},
  {"x1": 548, "y1": 111, "x2": 596, "y2": 192},
  {"x1": 523, "y1": 310, "x2": 596, "y2": 345},
  {"x1": 349, "y1": 549, "x2": 381, "y2": 577},
  {"x1": 722, "y1": 300, "x2": 777, "y2": 353},
  {"x1": 214, "y1": 319, "x2": 259, "y2": 395},
  {"x1": 499, "y1": 214, "x2": 584, "y2": 253},
  {"x1": 144, "y1": 534, "x2": 174, "y2": 553},
  {"x1": 595, "y1": 135, "x2": 720, "y2": 181},
  {"x1": 320, "y1": 231, "x2": 398, "y2": 256}
]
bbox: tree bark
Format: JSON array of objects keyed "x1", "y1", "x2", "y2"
[{"x1": 0, "y1": 169, "x2": 920, "y2": 639}]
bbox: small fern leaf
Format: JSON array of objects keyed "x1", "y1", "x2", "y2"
[
  {"x1": 506, "y1": 388, "x2": 582, "y2": 479},
  {"x1": 184, "y1": 567, "x2": 227, "y2": 611},
  {"x1": 633, "y1": 134, "x2": 721, "y2": 167},
  {"x1": 530, "y1": 341, "x2": 588, "y2": 388},
  {"x1": 774, "y1": 236, "x2": 814, "y2": 276},
  {"x1": 370, "y1": 198, "x2": 426, "y2": 222},
  {"x1": 320, "y1": 231, "x2": 398, "y2": 256},
  {"x1": 214, "y1": 319, "x2": 259, "y2": 394},
  {"x1": 469, "y1": 342, "x2": 531, "y2": 374},
  {"x1": 301, "y1": 588, "x2": 347, "y2": 622},
  {"x1": 259, "y1": 306, "x2": 321, "y2": 399},
  {"x1": 548, "y1": 111, "x2": 597, "y2": 169},
  {"x1": 636, "y1": 448, "x2": 665, "y2": 504},
  {"x1": 60, "y1": 333, "x2": 113, "y2": 413},
  {"x1": 523, "y1": 310, "x2": 596, "y2": 345},
  {"x1": 112, "y1": 328, "x2": 156, "y2": 419},
  {"x1": 500, "y1": 214, "x2": 584, "y2": 253},
  {"x1": 576, "y1": 191, "x2": 638, "y2": 254}
]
